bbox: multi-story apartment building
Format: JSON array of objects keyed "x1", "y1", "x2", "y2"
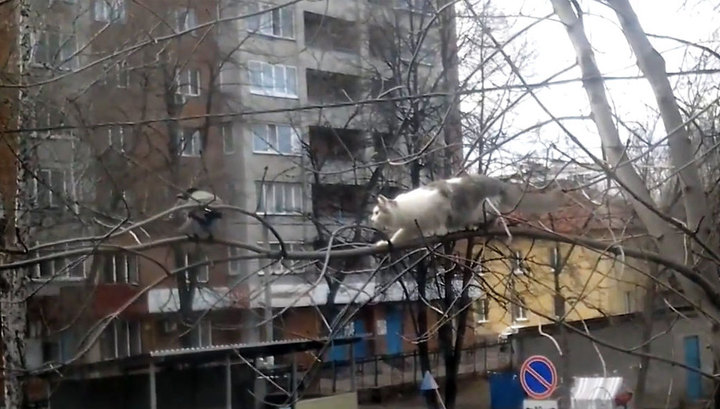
[{"x1": 0, "y1": 0, "x2": 471, "y2": 407}]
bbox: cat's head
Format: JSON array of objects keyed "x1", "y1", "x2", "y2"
[{"x1": 370, "y1": 194, "x2": 397, "y2": 229}]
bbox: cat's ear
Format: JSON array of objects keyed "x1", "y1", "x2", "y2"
[{"x1": 377, "y1": 195, "x2": 389, "y2": 205}]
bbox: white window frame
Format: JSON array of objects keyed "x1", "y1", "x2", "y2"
[
  {"x1": 175, "y1": 68, "x2": 201, "y2": 97},
  {"x1": 221, "y1": 123, "x2": 235, "y2": 154},
  {"x1": 217, "y1": 66, "x2": 232, "y2": 91},
  {"x1": 247, "y1": 60, "x2": 297, "y2": 99},
  {"x1": 251, "y1": 123, "x2": 301, "y2": 155},
  {"x1": 175, "y1": 8, "x2": 198, "y2": 33},
  {"x1": 116, "y1": 60, "x2": 129, "y2": 87},
  {"x1": 108, "y1": 125, "x2": 128, "y2": 152},
  {"x1": 93, "y1": 0, "x2": 126, "y2": 22},
  {"x1": 228, "y1": 247, "x2": 242, "y2": 275},
  {"x1": 247, "y1": 2, "x2": 295, "y2": 39},
  {"x1": 103, "y1": 253, "x2": 139, "y2": 284},
  {"x1": 513, "y1": 296, "x2": 528, "y2": 322},
  {"x1": 103, "y1": 320, "x2": 142, "y2": 359},
  {"x1": 175, "y1": 128, "x2": 202, "y2": 157},
  {"x1": 257, "y1": 182, "x2": 303, "y2": 215},
  {"x1": 32, "y1": 243, "x2": 87, "y2": 281},
  {"x1": 32, "y1": 30, "x2": 77, "y2": 70},
  {"x1": 34, "y1": 168, "x2": 67, "y2": 209},
  {"x1": 184, "y1": 253, "x2": 210, "y2": 283},
  {"x1": 512, "y1": 251, "x2": 525, "y2": 275},
  {"x1": 477, "y1": 297, "x2": 489, "y2": 323},
  {"x1": 624, "y1": 290, "x2": 635, "y2": 314},
  {"x1": 190, "y1": 319, "x2": 212, "y2": 347},
  {"x1": 258, "y1": 242, "x2": 303, "y2": 275},
  {"x1": 551, "y1": 247, "x2": 560, "y2": 270}
]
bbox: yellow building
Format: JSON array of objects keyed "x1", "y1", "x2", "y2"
[{"x1": 471, "y1": 192, "x2": 649, "y2": 339}]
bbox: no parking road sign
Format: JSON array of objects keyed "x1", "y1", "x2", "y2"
[{"x1": 520, "y1": 355, "x2": 558, "y2": 400}]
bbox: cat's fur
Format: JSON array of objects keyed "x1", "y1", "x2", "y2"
[{"x1": 370, "y1": 174, "x2": 564, "y2": 248}]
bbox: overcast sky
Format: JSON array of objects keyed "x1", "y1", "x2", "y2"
[{"x1": 460, "y1": 0, "x2": 720, "y2": 175}]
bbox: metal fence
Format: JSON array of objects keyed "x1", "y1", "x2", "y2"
[{"x1": 306, "y1": 341, "x2": 511, "y2": 395}]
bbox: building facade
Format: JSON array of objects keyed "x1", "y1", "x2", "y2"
[{"x1": 0, "y1": 0, "x2": 468, "y2": 406}]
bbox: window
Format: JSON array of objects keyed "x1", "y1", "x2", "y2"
[
  {"x1": 116, "y1": 60, "x2": 129, "y2": 87},
  {"x1": 176, "y1": 8, "x2": 197, "y2": 33},
  {"x1": 221, "y1": 123, "x2": 235, "y2": 154},
  {"x1": 35, "y1": 106, "x2": 65, "y2": 134},
  {"x1": 42, "y1": 331, "x2": 74, "y2": 363},
  {"x1": 108, "y1": 125, "x2": 131, "y2": 151},
  {"x1": 217, "y1": 66, "x2": 232, "y2": 90},
  {"x1": 33, "y1": 243, "x2": 86, "y2": 280},
  {"x1": 394, "y1": 0, "x2": 432, "y2": 14},
  {"x1": 174, "y1": 128, "x2": 203, "y2": 157},
  {"x1": 248, "y1": 61, "x2": 297, "y2": 98},
  {"x1": 252, "y1": 123, "x2": 301, "y2": 154},
  {"x1": 256, "y1": 182, "x2": 302, "y2": 214},
  {"x1": 624, "y1": 290, "x2": 635, "y2": 314},
  {"x1": 228, "y1": 247, "x2": 242, "y2": 275},
  {"x1": 101, "y1": 253, "x2": 139, "y2": 284},
  {"x1": 190, "y1": 319, "x2": 212, "y2": 347},
  {"x1": 477, "y1": 298, "x2": 489, "y2": 323},
  {"x1": 33, "y1": 31, "x2": 77, "y2": 69},
  {"x1": 35, "y1": 168, "x2": 66, "y2": 209},
  {"x1": 94, "y1": 0, "x2": 126, "y2": 22},
  {"x1": 513, "y1": 296, "x2": 528, "y2": 322},
  {"x1": 550, "y1": 247, "x2": 560, "y2": 271},
  {"x1": 176, "y1": 68, "x2": 201, "y2": 97},
  {"x1": 247, "y1": 3, "x2": 295, "y2": 39},
  {"x1": 184, "y1": 252, "x2": 209, "y2": 282},
  {"x1": 100, "y1": 320, "x2": 142, "y2": 359},
  {"x1": 400, "y1": 38, "x2": 435, "y2": 66},
  {"x1": 260, "y1": 242, "x2": 304, "y2": 274},
  {"x1": 511, "y1": 251, "x2": 525, "y2": 275}
]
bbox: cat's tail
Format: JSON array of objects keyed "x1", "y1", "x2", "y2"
[{"x1": 499, "y1": 183, "x2": 565, "y2": 215}]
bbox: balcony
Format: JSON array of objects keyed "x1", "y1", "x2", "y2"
[
  {"x1": 306, "y1": 69, "x2": 363, "y2": 105},
  {"x1": 304, "y1": 12, "x2": 360, "y2": 55},
  {"x1": 312, "y1": 183, "x2": 369, "y2": 231},
  {"x1": 309, "y1": 126, "x2": 373, "y2": 184}
]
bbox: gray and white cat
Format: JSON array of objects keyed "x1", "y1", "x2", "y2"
[{"x1": 370, "y1": 174, "x2": 564, "y2": 248}]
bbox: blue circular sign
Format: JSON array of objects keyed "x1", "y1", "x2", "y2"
[{"x1": 520, "y1": 355, "x2": 557, "y2": 399}]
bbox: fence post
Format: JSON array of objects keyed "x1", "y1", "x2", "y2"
[
  {"x1": 473, "y1": 342, "x2": 477, "y2": 374},
  {"x1": 350, "y1": 344, "x2": 356, "y2": 392},
  {"x1": 374, "y1": 354, "x2": 379, "y2": 387},
  {"x1": 332, "y1": 357, "x2": 337, "y2": 393},
  {"x1": 413, "y1": 350, "x2": 418, "y2": 386},
  {"x1": 483, "y1": 341, "x2": 488, "y2": 373}
]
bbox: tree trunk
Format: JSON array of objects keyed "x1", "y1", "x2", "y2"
[
  {"x1": 551, "y1": 0, "x2": 720, "y2": 403},
  {"x1": 2, "y1": 0, "x2": 34, "y2": 405},
  {"x1": 607, "y1": 1, "x2": 720, "y2": 392},
  {"x1": 173, "y1": 243, "x2": 195, "y2": 348},
  {"x1": 633, "y1": 276, "x2": 657, "y2": 409},
  {"x1": 1, "y1": 264, "x2": 28, "y2": 409},
  {"x1": 415, "y1": 259, "x2": 436, "y2": 409},
  {"x1": 608, "y1": 0, "x2": 718, "y2": 276},
  {"x1": 438, "y1": 0, "x2": 463, "y2": 177}
]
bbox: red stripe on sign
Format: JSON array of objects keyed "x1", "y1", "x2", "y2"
[{"x1": 525, "y1": 364, "x2": 553, "y2": 390}]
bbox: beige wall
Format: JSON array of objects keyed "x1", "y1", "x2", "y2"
[{"x1": 473, "y1": 237, "x2": 648, "y2": 337}]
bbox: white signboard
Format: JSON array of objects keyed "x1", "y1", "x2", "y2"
[
  {"x1": 376, "y1": 319, "x2": 387, "y2": 335},
  {"x1": 524, "y1": 399, "x2": 558, "y2": 409}
]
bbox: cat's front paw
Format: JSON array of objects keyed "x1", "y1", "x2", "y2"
[{"x1": 374, "y1": 240, "x2": 390, "y2": 249}]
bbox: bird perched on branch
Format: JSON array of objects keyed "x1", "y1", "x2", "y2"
[{"x1": 171, "y1": 188, "x2": 224, "y2": 241}]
